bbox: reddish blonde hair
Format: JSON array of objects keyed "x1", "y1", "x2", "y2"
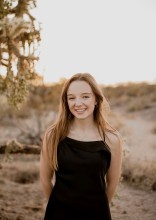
[{"x1": 42, "y1": 73, "x2": 114, "y2": 170}]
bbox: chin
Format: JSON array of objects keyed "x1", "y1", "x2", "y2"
[{"x1": 75, "y1": 114, "x2": 92, "y2": 120}]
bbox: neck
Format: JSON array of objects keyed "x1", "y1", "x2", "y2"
[
  {"x1": 71, "y1": 118, "x2": 96, "y2": 130},
  {"x1": 68, "y1": 118, "x2": 101, "y2": 141}
]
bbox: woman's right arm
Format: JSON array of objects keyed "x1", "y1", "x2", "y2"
[{"x1": 40, "y1": 131, "x2": 54, "y2": 200}]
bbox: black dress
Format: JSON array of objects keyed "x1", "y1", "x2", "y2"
[{"x1": 44, "y1": 136, "x2": 112, "y2": 220}]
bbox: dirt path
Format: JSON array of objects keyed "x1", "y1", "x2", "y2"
[{"x1": 111, "y1": 182, "x2": 156, "y2": 220}]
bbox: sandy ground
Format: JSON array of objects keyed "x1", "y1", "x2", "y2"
[{"x1": 0, "y1": 107, "x2": 156, "y2": 220}]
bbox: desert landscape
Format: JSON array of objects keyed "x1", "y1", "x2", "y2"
[{"x1": 0, "y1": 81, "x2": 156, "y2": 220}]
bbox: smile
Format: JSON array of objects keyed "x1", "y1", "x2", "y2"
[{"x1": 75, "y1": 109, "x2": 86, "y2": 113}]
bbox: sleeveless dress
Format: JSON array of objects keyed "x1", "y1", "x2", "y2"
[{"x1": 44, "y1": 136, "x2": 112, "y2": 220}]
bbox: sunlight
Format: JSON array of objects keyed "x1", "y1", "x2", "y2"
[{"x1": 33, "y1": 0, "x2": 156, "y2": 85}]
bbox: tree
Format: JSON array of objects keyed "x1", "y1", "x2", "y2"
[{"x1": 0, "y1": 0, "x2": 41, "y2": 108}]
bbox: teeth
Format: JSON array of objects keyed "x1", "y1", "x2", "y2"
[{"x1": 75, "y1": 109, "x2": 85, "y2": 112}]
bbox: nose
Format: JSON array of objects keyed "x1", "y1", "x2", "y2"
[{"x1": 75, "y1": 98, "x2": 82, "y2": 106}]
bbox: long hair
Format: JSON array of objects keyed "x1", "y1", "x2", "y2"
[{"x1": 42, "y1": 73, "x2": 115, "y2": 170}]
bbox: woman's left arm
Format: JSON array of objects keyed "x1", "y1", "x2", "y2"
[{"x1": 105, "y1": 132, "x2": 123, "y2": 203}]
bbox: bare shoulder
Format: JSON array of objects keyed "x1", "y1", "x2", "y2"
[{"x1": 105, "y1": 130, "x2": 123, "y2": 154}]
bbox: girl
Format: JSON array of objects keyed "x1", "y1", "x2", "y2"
[{"x1": 40, "y1": 73, "x2": 123, "y2": 220}]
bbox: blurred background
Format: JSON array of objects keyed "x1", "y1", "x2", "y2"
[{"x1": 0, "y1": 1, "x2": 156, "y2": 220}]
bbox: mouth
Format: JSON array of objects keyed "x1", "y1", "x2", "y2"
[{"x1": 74, "y1": 109, "x2": 86, "y2": 113}]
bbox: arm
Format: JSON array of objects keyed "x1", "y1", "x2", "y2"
[
  {"x1": 40, "y1": 131, "x2": 54, "y2": 200},
  {"x1": 105, "y1": 131, "x2": 123, "y2": 203}
]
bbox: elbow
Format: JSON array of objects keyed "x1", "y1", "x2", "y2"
[
  {"x1": 106, "y1": 180, "x2": 119, "y2": 203},
  {"x1": 40, "y1": 175, "x2": 53, "y2": 200}
]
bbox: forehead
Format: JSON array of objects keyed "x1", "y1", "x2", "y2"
[{"x1": 67, "y1": 80, "x2": 93, "y2": 94}]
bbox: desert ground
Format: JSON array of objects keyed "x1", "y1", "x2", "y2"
[{"x1": 0, "y1": 82, "x2": 156, "y2": 220}]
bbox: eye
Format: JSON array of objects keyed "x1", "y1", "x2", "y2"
[
  {"x1": 68, "y1": 97, "x2": 75, "y2": 100},
  {"x1": 83, "y1": 95, "x2": 90, "y2": 99}
]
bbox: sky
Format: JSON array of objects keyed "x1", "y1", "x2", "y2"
[{"x1": 32, "y1": 0, "x2": 156, "y2": 85}]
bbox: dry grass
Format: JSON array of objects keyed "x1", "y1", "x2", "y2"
[
  {"x1": 0, "y1": 156, "x2": 40, "y2": 185},
  {"x1": 122, "y1": 158, "x2": 156, "y2": 190}
]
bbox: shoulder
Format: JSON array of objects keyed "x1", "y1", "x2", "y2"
[{"x1": 105, "y1": 130, "x2": 123, "y2": 155}]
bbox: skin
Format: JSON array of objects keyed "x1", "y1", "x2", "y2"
[
  {"x1": 40, "y1": 134, "x2": 54, "y2": 200},
  {"x1": 40, "y1": 80, "x2": 123, "y2": 203},
  {"x1": 105, "y1": 130, "x2": 123, "y2": 202}
]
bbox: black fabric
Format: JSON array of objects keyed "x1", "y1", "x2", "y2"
[{"x1": 44, "y1": 136, "x2": 112, "y2": 220}]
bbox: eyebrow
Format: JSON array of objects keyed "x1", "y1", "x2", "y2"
[{"x1": 67, "y1": 92, "x2": 92, "y2": 96}]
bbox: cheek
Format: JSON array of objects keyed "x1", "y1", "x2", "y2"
[
  {"x1": 91, "y1": 103, "x2": 96, "y2": 111},
  {"x1": 89, "y1": 100, "x2": 96, "y2": 108},
  {"x1": 67, "y1": 101, "x2": 73, "y2": 110}
]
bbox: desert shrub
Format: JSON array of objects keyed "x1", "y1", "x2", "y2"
[
  {"x1": 1, "y1": 81, "x2": 156, "y2": 117},
  {"x1": 151, "y1": 127, "x2": 156, "y2": 134},
  {"x1": 126, "y1": 94, "x2": 155, "y2": 112},
  {"x1": 127, "y1": 103, "x2": 151, "y2": 112},
  {"x1": 102, "y1": 82, "x2": 156, "y2": 105},
  {"x1": 122, "y1": 159, "x2": 156, "y2": 190},
  {"x1": 13, "y1": 169, "x2": 39, "y2": 184},
  {"x1": 0, "y1": 95, "x2": 31, "y2": 120},
  {"x1": 26, "y1": 83, "x2": 63, "y2": 111},
  {"x1": 4, "y1": 165, "x2": 39, "y2": 184}
]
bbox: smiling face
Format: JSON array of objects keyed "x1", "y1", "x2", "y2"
[{"x1": 67, "y1": 80, "x2": 97, "y2": 120}]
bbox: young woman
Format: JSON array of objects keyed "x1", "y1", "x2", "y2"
[{"x1": 40, "y1": 73, "x2": 123, "y2": 220}]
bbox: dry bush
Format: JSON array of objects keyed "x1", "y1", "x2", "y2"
[
  {"x1": 102, "y1": 82, "x2": 156, "y2": 110},
  {"x1": 1, "y1": 155, "x2": 40, "y2": 185},
  {"x1": 4, "y1": 166, "x2": 39, "y2": 184},
  {"x1": 122, "y1": 159, "x2": 156, "y2": 190},
  {"x1": 27, "y1": 83, "x2": 63, "y2": 111},
  {"x1": 13, "y1": 169, "x2": 39, "y2": 184},
  {"x1": 0, "y1": 95, "x2": 31, "y2": 120},
  {"x1": 151, "y1": 127, "x2": 156, "y2": 134},
  {"x1": 1, "y1": 81, "x2": 156, "y2": 118},
  {"x1": 126, "y1": 97, "x2": 151, "y2": 112}
]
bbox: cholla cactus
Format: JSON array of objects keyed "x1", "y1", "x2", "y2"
[
  {"x1": 0, "y1": 0, "x2": 41, "y2": 108},
  {"x1": 0, "y1": 16, "x2": 34, "y2": 39}
]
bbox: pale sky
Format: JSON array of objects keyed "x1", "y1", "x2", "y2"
[{"x1": 33, "y1": 0, "x2": 156, "y2": 85}]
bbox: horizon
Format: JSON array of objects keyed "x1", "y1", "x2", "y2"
[{"x1": 39, "y1": 75, "x2": 156, "y2": 88}]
